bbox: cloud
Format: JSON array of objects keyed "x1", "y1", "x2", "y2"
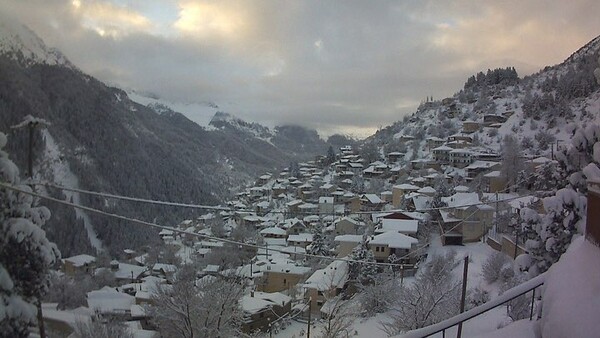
[{"x1": 1, "y1": 0, "x2": 599, "y2": 138}]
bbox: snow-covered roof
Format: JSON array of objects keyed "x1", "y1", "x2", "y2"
[
  {"x1": 442, "y1": 192, "x2": 480, "y2": 209},
  {"x1": 87, "y1": 287, "x2": 135, "y2": 314},
  {"x1": 241, "y1": 296, "x2": 273, "y2": 314},
  {"x1": 260, "y1": 226, "x2": 287, "y2": 236},
  {"x1": 454, "y1": 185, "x2": 470, "y2": 192},
  {"x1": 362, "y1": 193, "x2": 384, "y2": 204},
  {"x1": 393, "y1": 183, "x2": 420, "y2": 191},
  {"x1": 319, "y1": 196, "x2": 334, "y2": 204},
  {"x1": 433, "y1": 145, "x2": 453, "y2": 151},
  {"x1": 107, "y1": 263, "x2": 148, "y2": 280},
  {"x1": 63, "y1": 254, "x2": 96, "y2": 267},
  {"x1": 417, "y1": 186, "x2": 436, "y2": 194},
  {"x1": 377, "y1": 219, "x2": 419, "y2": 234},
  {"x1": 412, "y1": 195, "x2": 433, "y2": 211},
  {"x1": 465, "y1": 160, "x2": 499, "y2": 170},
  {"x1": 152, "y1": 263, "x2": 177, "y2": 273},
  {"x1": 483, "y1": 170, "x2": 501, "y2": 178},
  {"x1": 304, "y1": 260, "x2": 349, "y2": 291},
  {"x1": 369, "y1": 232, "x2": 418, "y2": 249},
  {"x1": 288, "y1": 232, "x2": 313, "y2": 242},
  {"x1": 334, "y1": 234, "x2": 363, "y2": 243}
]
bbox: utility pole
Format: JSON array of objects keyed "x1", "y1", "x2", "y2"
[
  {"x1": 457, "y1": 256, "x2": 469, "y2": 338},
  {"x1": 11, "y1": 116, "x2": 50, "y2": 338},
  {"x1": 11, "y1": 116, "x2": 50, "y2": 179},
  {"x1": 307, "y1": 297, "x2": 312, "y2": 338}
]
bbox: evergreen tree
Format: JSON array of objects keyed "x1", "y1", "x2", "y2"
[
  {"x1": 0, "y1": 132, "x2": 60, "y2": 337},
  {"x1": 348, "y1": 236, "x2": 377, "y2": 285},
  {"x1": 307, "y1": 223, "x2": 330, "y2": 256},
  {"x1": 326, "y1": 145, "x2": 336, "y2": 165}
]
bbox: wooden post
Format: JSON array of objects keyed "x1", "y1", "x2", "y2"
[
  {"x1": 457, "y1": 256, "x2": 469, "y2": 338},
  {"x1": 307, "y1": 297, "x2": 312, "y2": 338},
  {"x1": 37, "y1": 299, "x2": 46, "y2": 338}
]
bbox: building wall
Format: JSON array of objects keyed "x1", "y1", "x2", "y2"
[{"x1": 259, "y1": 271, "x2": 307, "y2": 293}]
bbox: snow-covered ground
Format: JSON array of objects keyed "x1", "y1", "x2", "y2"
[
  {"x1": 40, "y1": 129, "x2": 103, "y2": 251},
  {"x1": 272, "y1": 236, "x2": 516, "y2": 338}
]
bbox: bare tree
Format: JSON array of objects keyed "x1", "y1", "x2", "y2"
[
  {"x1": 319, "y1": 295, "x2": 358, "y2": 338},
  {"x1": 481, "y1": 251, "x2": 511, "y2": 284},
  {"x1": 381, "y1": 252, "x2": 461, "y2": 335},
  {"x1": 149, "y1": 266, "x2": 244, "y2": 338},
  {"x1": 72, "y1": 320, "x2": 133, "y2": 338}
]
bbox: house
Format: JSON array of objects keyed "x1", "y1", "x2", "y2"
[
  {"x1": 257, "y1": 263, "x2": 312, "y2": 293},
  {"x1": 241, "y1": 292, "x2": 292, "y2": 333},
  {"x1": 280, "y1": 218, "x2": 306, "y2": 235},
  {"x1": 360, "y1": 193, "x2": 386, "y2": 211},
  {"x1": 303, "y1": 260, "x2": 349, "y2": 315},
  {"x1": 368, "y1": 232, "x2": 418, "y2": 263},
  {"x1": 375, "y1": 218, "x2": 419, "y2": 236},
  {"x1": 319, "y1": 196, "x2": 335, "y2": 214},
  {"x1": 333, "y1": 234, "x2": 363, "y2": 257},
  {"x1": 465, "y1": 160, "x2": 500, "y2": 180},
  {"x1": 62, "y1": 254, "x2": 96, "y2": 276},
  {"x1": 287, "y1": 233, "x2": 314, "y2": 248},
  {"x1": 260, "y1": 227, "x2": 288, "y2": 239},
  {"x1": 392, "y1": 184, "x2": 420, "y2": 208},
  {"x1": 151, "y1": 263, "x2": 177, "y2": 281},
  {"x1": 426, "y1": 137, "x2": 446, "y2": 150},
  {"x1": 483, "y1": 114, "x2": 507, "y2": 126},
  {"x1": 432, "y1": 145, "x2": 453, "y2": 164},
  {"x1": 482, "y1": 170, "x2": 507, "y2": 192},
  {"x1": 87, "y1": 286, "x2": 135, "y2": 317},
  {"x1": 334, "y1": 217, "x2": 365, "y2": 235},
  {"x1": 462, "y1": 120, "x2": 480, "y2": 133},
  {"x1": 449, "y1": 149, "x2": 473, "y2": 168},
  {"x1": 440, "y1": 193, "x2": 495, "y2": 244},
  {"x1": 387, "y1": 152, "x2": 405, "y2": 163},
  {"x1": 105, "y1": 261, "x2": 148, "y2": 285},
  {"x1": 42, "y1": 304, "x2": 92, "y2": 338},
  {"x1": 286, "y1": 199, "x2": 304, "y2": 217}
]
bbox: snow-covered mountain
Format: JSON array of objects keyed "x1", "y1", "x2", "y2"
[
  {"x1": 0, "y1": 13, "x2": 72, "y2": 67},
  {"x1": 368, "y1": 34, "x2": 600, "y2": 163},
  {"x1": 0, "y1": 20, "x2": 329, "y2": 256}
]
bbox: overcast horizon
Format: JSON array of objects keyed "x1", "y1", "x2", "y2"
[{"x1": 1, "y1": 0, "x2": 599, "y2": 138}]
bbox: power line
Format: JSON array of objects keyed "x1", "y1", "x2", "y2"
[
  {"x1": 0, "y1": 181, "x2": 421, "y2": 268},
  {"x1": 34, "y1": 180, "x2": 533, "y2": 216}
]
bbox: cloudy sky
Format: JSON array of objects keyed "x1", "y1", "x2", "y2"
[{"x1": 1, "y1": 0, "x2": 599, "y2": 137}]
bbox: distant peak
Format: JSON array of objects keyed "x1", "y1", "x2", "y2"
[{"x1": 0, "y1": 13, "x2": 73, "y2": 67}]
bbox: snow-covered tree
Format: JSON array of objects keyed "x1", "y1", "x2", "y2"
[
  {"x1": 72, "y1": 320, "x2": 133, "y2": 338},
  {"x1": 149, "y1": 266, "x2": 244, "y2": 338},
  {"x1": 307, "y1": 223, "x2": 330, "y2": 257},
  {"x1": 381, "y1": 251, "x2": 460, "y2": 335},
  {"x1": 358, "y1": 277, "x2": 399, "y2": 316},
  {"x1": 348, "y1": 236, "x2": 377, "y2": 285},
  {"x1": 319, "y1": 295, "x2": 358, "y2": 338},
  {"x1": 0, "y1": 132, "x2": 60, "y2": 337},
  {"x1": 500, "y1": 134, "x2": 525, "y2": 190},
  {"x1": 326, "y1": 145, "x2": 336, "y2": 165},
  {"x1": 481, "y1": 251, "x2": 511, "y2": 284}
]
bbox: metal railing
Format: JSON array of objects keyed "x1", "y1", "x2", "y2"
[{"x1": 401, "y1": 273, "x2": 546, "y2": 338}]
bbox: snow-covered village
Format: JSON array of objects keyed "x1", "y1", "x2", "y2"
[{"x1": 2, "y1": 2, "x2": 600, "y2": 338}]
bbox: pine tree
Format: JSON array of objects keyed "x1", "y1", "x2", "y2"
[
  {"x1": 326, "y1": 145, "x2": 336, "y2": 165},
  {"x1": 348, "y1": 236, "x2": 377, "y2": 285},
  {"x1": 0, "y1": 132, "x2": 60, "y2": 337},
  {"x1": 308, "y1": 223, "x2": 330, "y2": 256}
]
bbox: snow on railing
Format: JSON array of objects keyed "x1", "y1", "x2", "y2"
[{"x1": 401, "y1": 273, "x2": 546, "y2": 338}]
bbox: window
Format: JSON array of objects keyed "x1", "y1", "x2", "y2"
[
  {"x1": 375, "y1": 247, "x2": 380, "y2": 252},
  {"x1": 283, "y1": 278, "x2": 287, "y2": 285}
]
